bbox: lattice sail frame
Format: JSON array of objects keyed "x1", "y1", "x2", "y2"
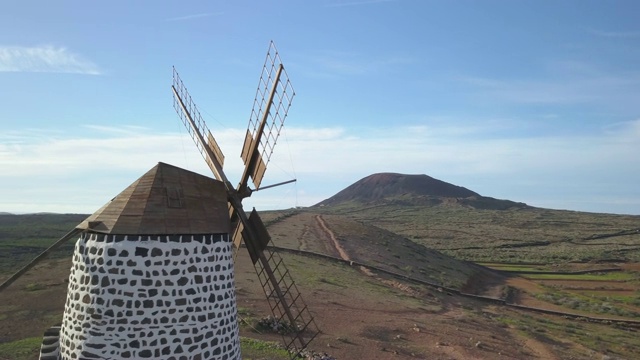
[
  {"x1": 171, "y1": 43, "x2": 319, "y2": 358},
  {"x1": 241, "y1": 41, "x2": 295, "y2": 189},
  {"x1": 255, "y1": 247, "x2": 318, "y2": 355},
  {"x1": 172, "y1": 66, "x2": 225, "y2": 180}
]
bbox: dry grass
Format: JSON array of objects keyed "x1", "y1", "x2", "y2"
[
  {"x1": 315, "y1": 202, "x2": 640, "y2": 263},
  {"x1": 2, "y1": 207, "x2": 640, "y2": 359}
]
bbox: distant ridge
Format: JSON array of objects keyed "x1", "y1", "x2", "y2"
[{"x1": 316, "y1": 173, "x2": 528, "y2": 210}]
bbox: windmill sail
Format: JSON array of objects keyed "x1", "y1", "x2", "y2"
[
  {"x1": 240, "y1": 41, "x2": 295, "y2": 191},
  {"x1": 172, "y1": 41, "x2": 318, "y2": 357},
  {"x1": 172, "y1": 67, "x2": 226, "y2": 180},
  {"x1": 255, "y1": 247, "x2": 318, "y2": 352}
]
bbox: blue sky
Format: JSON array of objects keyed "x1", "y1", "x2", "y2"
[{"x1": 1, "y1": 0, "x2": 639, "y2": 215}]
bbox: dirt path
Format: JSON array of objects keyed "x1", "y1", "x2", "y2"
[
  {"x1": 315, "y1": 215, "x2": 351, "y2": 262},
  {"x1": 314, "y1": 215, "x2": 424, "y2": 296}
]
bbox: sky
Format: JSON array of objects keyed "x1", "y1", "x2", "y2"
[{"x1": 1, "y1": 0, "x2": 639, "y2": 216}]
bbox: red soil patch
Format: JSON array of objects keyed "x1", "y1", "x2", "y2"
[{"x1": 620, "y1": 263, "x2": 640, "y2": 271}]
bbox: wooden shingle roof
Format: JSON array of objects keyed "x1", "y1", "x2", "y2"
[{"x1": 77, "y1": 162, "x2": 230, "y2": 235}]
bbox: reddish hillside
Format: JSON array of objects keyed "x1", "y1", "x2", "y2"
[{"x1": 316, "y1": 172, "x2": 528, "y2": 210}]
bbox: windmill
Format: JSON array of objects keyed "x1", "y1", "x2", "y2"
[
  {"x1": 1, "y1": 162, "x2": 244, "y2": 360},
  {"x1": 171, "y1": 40, "x2": 318, "y2": 357},
  {"x1": 0, "y1": 42, "x2": 317, "y2": 360}
]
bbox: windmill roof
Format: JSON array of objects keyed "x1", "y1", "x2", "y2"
[{"x1": 77, "y1": 162, "x2": 230, "y2": 235}]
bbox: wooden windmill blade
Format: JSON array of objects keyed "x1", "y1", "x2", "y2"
[
  {"x1": 238, "y1": 41, "x2": 295, "y2": 193},
  {"x1": 172, "y1": 66, "x2": 226, "y2": 182},
  {"x1": 171, "y1": 42, "x2": 318, "y2": 357}
]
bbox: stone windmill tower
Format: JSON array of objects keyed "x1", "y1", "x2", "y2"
[
  {"x1": 0, "y1": 42, "x2": 317, "y2": 360},
  {"x1": 52, "y1": 162, "x2": 238, "y2": 359}
]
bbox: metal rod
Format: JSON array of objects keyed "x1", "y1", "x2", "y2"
[{"x1": 253, "y1": 178, "x2": 296, "y2": 192}]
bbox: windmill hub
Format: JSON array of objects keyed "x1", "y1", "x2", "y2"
[{"x1": 238, "y1": 186, "x2": 253, "y2": 199}]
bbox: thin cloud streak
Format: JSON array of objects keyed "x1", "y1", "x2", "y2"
[
  {"x1": 325, "y1": 0, "x2": 397, "y2": 8},
  {"x1": 166, "y1": 12, "x2": 222, "y2": 22},
  {"x1": 81, "y1": 124, "x2": 156, "y2": 136},
  {"x1": 0, "y1": 45, "x2": 101, "y2": 75},
  {"x1": 300, "y1": 50, "x2": 414, "y2": 78},
  {"x1": 459, "y1": 73, "x2": 640, "y2": 106},
  {"x1": 455, "y1": 59, "x2": 640, "y2": 111},
  {"x1": 589, "y1": 29, "x2": 640, "y2": 38}
]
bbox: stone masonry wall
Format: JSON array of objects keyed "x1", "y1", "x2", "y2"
[{"x1": 58, "y1": 232, "x2": 240, "y2": 360}]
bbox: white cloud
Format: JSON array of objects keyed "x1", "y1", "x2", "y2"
[
  {"x1": 1, "y1": 121, "x2": 639, "y2": 214},
  {"x1": 269, "y1": 122, "x2": 640, "y2": 214},
  {"x1": 0, "y1": 45, "x2": 101, "y2": 75},
  {"x1": 0, "y1": 127, "x2": 235, "y2": 178}
]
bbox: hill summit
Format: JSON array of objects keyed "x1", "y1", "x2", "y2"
[{"x1": 317, "y1": 172, "x2": 528, "y2": 210}]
